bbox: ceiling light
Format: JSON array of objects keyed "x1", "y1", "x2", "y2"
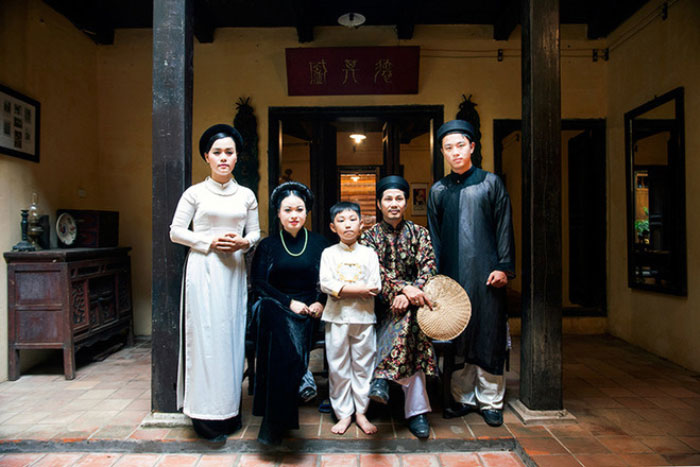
[
  {"x1": 351, "y1": 175, "x2": 360, "y2": 182},
  {"x1": 338, "y1": 12, "x2": 366, "y2": 28},
  {"x1": 350, "y1": 133, "x2": 367, "y2": 143}
]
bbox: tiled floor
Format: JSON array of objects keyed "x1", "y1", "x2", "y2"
[{"x1": 1, "y1": 334, "x2": 699, "y2": 466}]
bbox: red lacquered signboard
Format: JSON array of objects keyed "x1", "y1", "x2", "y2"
[{"x1": 286, "y1": 46, "x2": 420, "y2": 96}]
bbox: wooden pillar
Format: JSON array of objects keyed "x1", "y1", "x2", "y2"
[
  {"x1": 520, "y1": 0, "x2": 563, "y2": 410},
  {"x1": 382, "y1": 121, "x2": 401, "y2": 176},
  {"x1": 151, "y1": 0, "x2": 193, "y2": 413}
]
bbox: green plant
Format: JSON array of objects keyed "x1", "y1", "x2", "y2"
[{"x1": 635, "y1": 207, "x2": 650, "y2": 238}]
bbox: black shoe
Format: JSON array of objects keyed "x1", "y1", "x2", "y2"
[
  {"x1": 443, "y1": 402, "x2": 476, "y2": 419},
  {"x1": 407, "y1": 414, "x2": 430, "y2": 439},
  {"x1": 482, "y1": 409, "x2": 503, "y2": 427},
  {"x1": 369, "y1": 378, "x2": 389, "y2": 405},
  {"x1": 299, "y1": 387, "x2": 317, "y2": 403}
]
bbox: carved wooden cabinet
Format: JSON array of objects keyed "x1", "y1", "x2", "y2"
[{"x1": 4, "y1": 247, "x2": 133, "y2": 380}]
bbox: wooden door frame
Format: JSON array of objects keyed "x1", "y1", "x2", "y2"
[
  {"x1": 268, "y1": 105, "x2": 444, "y2": 230},
  {"x1": 493, "y1": 118, "x2": 607, "y2": 317}
]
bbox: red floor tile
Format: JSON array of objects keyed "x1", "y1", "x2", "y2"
[
  {"x1": 359, "y1": 454, "x2": 400, "y2": 467},
  {"x1": 279, "y1": 454, "x2": 319, "y2": 467},
  {"x1": 596, "y1": 435, "x2": 653, "y2": 453},
  {"x1": 640, "y1": 435, "x2": 698, "y2": 453},
  {"x1": 479, "y1": 452, "x2": 524, "y2": 467},
  {"x1": 197, "y1": 454, "x2": 238, "y2": 466},
  {"x1": 156, "y1": 454, "x2": 199, "y2": 466},
  {"x1": 73, "y1": 453, "x2": 121, "y2": 467},
  {"x1": 113, "y1": 454, "x2": 160, "y2": 467},
  {"x1": 239, "y1": 453, "x2": 279, "y2": 467},
  {"x1": 530, "y1": 454, "x2": 581, "y2": 466},
  {"x1": 507, "y1": 423, "x2": 549, "y2": 438},
  {"x1": 437, "y1": 452, "x2": 481, "y2": 467},
  {"x1": 678, "y1": 435, "x2": 700, "y2": 451},
  {"x1": 558, "y1": 435, "x2": 611, "y2": 454},
  {"x1": 399, "y1": 454, "x2": 440, "y2": 467},
  {"x1": 517, "y1": 436, "x2": 568, "y2": 456},
  {"x1": 574, "y1": 453, "x2": 627, "y2": 466},
  {"x1": 0, "y1": 453, "x2": 47, "y2": 467},
  {"x1": 617, "y1": 452, "x2": 670, "y2": 465},
  {"x1": 662, "y1": 452, "x2": 700, "y2": 465}
]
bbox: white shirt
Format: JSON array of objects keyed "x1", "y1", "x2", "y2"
[{"x1": 320, "y1": 241, "x2": 381, "y2": 324}]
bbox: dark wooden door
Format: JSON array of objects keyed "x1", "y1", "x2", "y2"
[
  {"x1": 568, "y1": 129, "x2": 606, "y2": 310},
  {"x1": 310, "y1": 121, "x2": 337, "y2": 239}
]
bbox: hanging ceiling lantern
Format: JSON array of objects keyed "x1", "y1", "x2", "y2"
[{"x1": 338, "y1": 12, "x2": 366, "y2": 28}]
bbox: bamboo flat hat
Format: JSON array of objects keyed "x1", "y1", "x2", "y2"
[{"x1": 417, "y1": 275, "x2": 471, "y2": 341}]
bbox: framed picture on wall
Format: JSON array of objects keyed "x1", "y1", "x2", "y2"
[
  {"x1": 411, "y1": 182, "x2": 428, "y2": 216},
  {"x1": 0, "y1": 84, "x2": 40, "y2": 163}
]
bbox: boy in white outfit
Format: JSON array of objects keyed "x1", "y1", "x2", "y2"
[{"x1": 320, "y1": 202, "x2": 382, "y2": 435}]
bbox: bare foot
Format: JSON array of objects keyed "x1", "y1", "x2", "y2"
[
  {"x1": 355, "y1": 413, "x2": 377, "y2": 435},
  {"x1": 331, "y1": 416, "x2": 352, "y2": 435}
]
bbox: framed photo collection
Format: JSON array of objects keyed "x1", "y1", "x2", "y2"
[{"x1": 1, "y1": 84, "x2": 40, "y2": 163}]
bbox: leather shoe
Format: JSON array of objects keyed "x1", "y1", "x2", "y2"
[
  {"x1": 481, "y1": 409, "x2": 503, "y2": 427},
  {"x1": 299, "y1": 387, "x2": 317, "y2": 403},
  {"x1": 443, "y1": 402, "x2": 476, "y2": 419},
  {"x1": 407, "y1": 414, "x2": 430, "y2": 439},
  {"x1": 369, "y1": 378, "x2": 389, "y2": 405}
]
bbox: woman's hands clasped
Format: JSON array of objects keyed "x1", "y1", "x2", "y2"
[
  {"x1": 290, "y1": 300, "x2": 324, "y2": 318},
  {"x1": 211, "y1": 232, "x2": 250, "y2": 252}
]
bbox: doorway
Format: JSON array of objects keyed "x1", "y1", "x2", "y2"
[
  {"x1": 494, "y1": 119, "x2": 607, "y2": 317},
  {"x1": 268, "y1": 106, "x2": 444, "y2": 238}
]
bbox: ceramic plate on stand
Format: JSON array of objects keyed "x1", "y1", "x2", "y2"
[{"x1": 56, "y1": 212, "x2": 77, "y2": 247}]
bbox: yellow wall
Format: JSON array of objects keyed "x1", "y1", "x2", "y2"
[
  {"x1": 606, "y1": 0, "x2": 700, "y2": 372},
  {"x1": 94, "y1": 24, "x2": 606, "y2": 343},
  {"x1": 0, "y1": 0, "x2": 102, "y2": 380},
  {"x1": 1, "y1": 4, "x2": 613, "y2": 380}
]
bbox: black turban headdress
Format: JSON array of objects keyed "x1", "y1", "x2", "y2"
[
  {"x1": 270, "y1": 181, "x2": 315, "y2": 213},
  {"x1": 376, "y1": 175, "x2": 410, "y2": 200},
  {"x1": 198, "y1": 124, "x2": 244, "y2": 161},
  {"x1": 436, "y1": 120, "x2": 476, "y2": 146}
]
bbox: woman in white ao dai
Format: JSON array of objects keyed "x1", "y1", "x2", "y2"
[{"x1": 169, "y1": 124, "x2": 260, "y2": 442}]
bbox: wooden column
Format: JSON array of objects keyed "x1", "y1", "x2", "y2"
[
  {"x1": 152, "y1": 0, "x2": 193, "y2": 413},
  {"x1": 520, "y1": 0, "x2": 563, "y2": 410},
  {"x1": 382, "y1": 121, "x2": 401, "y2": 176}
]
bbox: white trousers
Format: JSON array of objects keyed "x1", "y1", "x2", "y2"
[
  {"x1": 451, "y1": 363, "x2": 505, "y2": 411},
  {"x1": 325, "y1": 322, "x2": 376, "y2": 420},
  {"x1": 396, "y1": 371, "x2": 431, "y2": 418}
]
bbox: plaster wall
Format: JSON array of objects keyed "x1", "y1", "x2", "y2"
[
  {"x1": 0, "y1": 0, "x2": 101, "y2": 380},
  {"x1": 0, "y1": 8, "x2": 609, "y2": 379},
  {"x1": 95, "y1": 24, "x2": 606, "y2": 339},
  {"x1": 606, "y1": 0, "x2": 700, "y2": 371}
]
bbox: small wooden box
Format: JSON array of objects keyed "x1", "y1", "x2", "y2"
[{"x1": 57, "y1": 210, "x2": 119, "y2": 248}]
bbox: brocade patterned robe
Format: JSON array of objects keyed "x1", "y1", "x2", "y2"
[
  {"x1": 360, "y1": 220, "x2": 437, "y2": 381},
  {"x1": 428, "y1": 167, "x2": 515, "y2": 375}
]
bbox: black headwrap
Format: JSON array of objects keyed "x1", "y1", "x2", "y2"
[
  {"x1": 270, "y1": 181, "x2": 314, "y2": 213},
  {"x1": 198, "y1": 124, "x2": 244, "y2": 161},
  {"x1": 436, "y1": 120, "x2": 476, "y2": 146},
  {"x1": 376, "y1": 175, "x2": 410, "y2": 200}
]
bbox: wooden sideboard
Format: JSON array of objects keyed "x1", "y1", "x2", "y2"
[{"x1": 4, "y1": 247, "x2": 133, "y2": 380}]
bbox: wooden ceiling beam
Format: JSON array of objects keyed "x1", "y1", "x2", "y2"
[
  {"x1": 395, "y1": 0, "x2": 416, "y2": 40},
  {"x1": 493, "y1": 0, "x2": 520, "y2": 41},
  {"x1": 194, "y1": 0, "x2": 215, "y2": 43},
  {"x1": 288, "y1": 0, "x2": 314, "y2": 43},
  {"x1": 43, "y1": 0, "x2": 114, "y2": 45}
]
